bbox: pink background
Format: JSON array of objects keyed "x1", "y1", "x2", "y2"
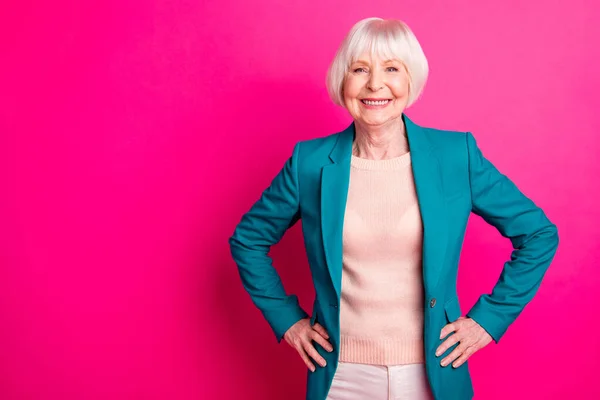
[{"x1": 1, "y1": 0, "x2": 598, "y2": 399}]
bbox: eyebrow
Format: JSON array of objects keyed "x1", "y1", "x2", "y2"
[{"x1": 352, "y1": 59, "x2": 400, "y2": 65}]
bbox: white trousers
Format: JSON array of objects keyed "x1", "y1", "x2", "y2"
[{"x1": 326, "y1": 362, "x2": 434, "y2": 400}]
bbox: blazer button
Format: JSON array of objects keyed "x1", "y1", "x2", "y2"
[{"x1": 429, "y1": 298, "x2": 437, "y2": 308}]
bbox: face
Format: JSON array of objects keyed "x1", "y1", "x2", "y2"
[{"x1": 343, "y1": 53, "x2": 411, "y2": 128}]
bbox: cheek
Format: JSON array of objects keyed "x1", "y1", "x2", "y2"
[
  {"x1": 389, "y1": 72, "x2": 410, "y2": 98},
  {"x1": 342, "y1": 77, "x2": 362, "y2": 99},
  {"x1": 391, "y1": 80, "x2": 409, "y2": 97}
]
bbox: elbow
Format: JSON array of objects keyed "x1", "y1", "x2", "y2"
[
  {"x1": 544, "y1": 213, "x2": 559, "y2": 248},
  {"x1": 545, "y1": 223, "x2": 560, "y2": 266},
  {"x1": 228, "y1": 225, "x2": 245, "y2": 259},
  {"x1": 229, "y1": 232, "x2": 251, "y2": 271},
  {"x1": 228, "y1": 224, "x2": 266, "y2": 260},
  {"x1": 540, "y1": 220, "x2": 559, "y2": 250},
  {"x1": 532, "y1": 220, "x2": 559, "y2": 257},
  {"x1": 229, "y1": 229, "x2": 245, "y2": 258},
  {"x1": 516, "y1": 218, "x2": 559, "y2": 254},
  {"x1": 550, "y1": 222, "x2": 559, "y2": 251},
  {"x1": 228, "y1": 234, "x2": 237, "y2": 260}
]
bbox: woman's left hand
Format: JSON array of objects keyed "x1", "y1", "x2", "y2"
[{"x1": 435, "y1": 316, "x2": 493, "y2": 368}]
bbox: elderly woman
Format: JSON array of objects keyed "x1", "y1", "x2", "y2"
[{"x1": 229, "y1": 17, "x2": 559, "y2": 400}]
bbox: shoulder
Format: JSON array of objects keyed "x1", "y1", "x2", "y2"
[
  {"x1": 420, "y1": 124, "x2": 468, "y2": 150},
  {"x1": 296, "y1": 130, "x2": 341, "y2": 153},
  {"x1": 291, "y1": 128, "x2": 345, "y2": 166},
  {"x1": 414, "y1": 123, "x2": 474, "y2": 181},
  {"x1": 416, "y1": 122, "x2": 473, "y2": 163},
  {"x1": 281, "y1": 128, "x2": 349, "y2": 186}
]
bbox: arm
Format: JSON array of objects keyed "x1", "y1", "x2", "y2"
[
  {"x1": 228, "y1": 142, "x2": 308, "y2": 343},
  {"x1": 464, "y1": 132, "x2": 559, "y2": 344}
]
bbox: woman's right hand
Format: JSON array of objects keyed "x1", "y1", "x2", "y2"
[{"x1": 283, "y1": 318, "x2": 334, "y2": 372}]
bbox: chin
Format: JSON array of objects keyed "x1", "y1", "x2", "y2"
[
  {"x1": 360, "y1": 118, "x2": 391, "y2": 126},
  {"x1": 363, "y1": 113, "x2": 397, "y2": 122}
]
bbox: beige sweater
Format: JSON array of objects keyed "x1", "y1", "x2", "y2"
[{"x1": 338, "y1": 151, "x2": 425, "y2": 366}]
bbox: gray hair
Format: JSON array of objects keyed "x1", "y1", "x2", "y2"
[{"x1": 326, "y1": 18, "x2": 429, "y2": 108}]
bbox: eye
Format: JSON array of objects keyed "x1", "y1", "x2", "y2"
[
  {"x1": 386, "y1": 67, "x2": 399, "y2": 72},
  {"x1": 353, "y1": 67, "x2": 367, "y2": 73}
]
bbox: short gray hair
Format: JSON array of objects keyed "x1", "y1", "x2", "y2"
[{"x1": 326, "y1": 18, "x2": 429, "y2": 108}]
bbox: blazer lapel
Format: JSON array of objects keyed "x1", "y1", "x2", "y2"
[
  {"x1": 404, "y1": 115, "x2": 448, "y2": 293},
  {"x1": 320, "y1": 123, "x2": 354, "y2": 299},
  {"x1": 320, "y1": 114, "x2": 448, "y2": 301}
]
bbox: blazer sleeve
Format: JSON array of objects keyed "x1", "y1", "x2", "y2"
[
  {"x1": 228, "y1": 142, "x2": 308, "y2": 343},
  {"x1": 464, "y1": 132, "x2": 559, "y2": 344}
]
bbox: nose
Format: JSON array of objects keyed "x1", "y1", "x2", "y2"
[{"x1": 367, "y1": 69, "x2": 383, "y2": 91}]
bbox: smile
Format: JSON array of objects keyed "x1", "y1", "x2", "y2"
[{"x1": 361, "y1": 99, "x2": 391, "y2": 107}]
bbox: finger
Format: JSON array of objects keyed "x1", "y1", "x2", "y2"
[
  {"x1": 297, "y1": 346, "x2": 316, "y2": 372},
  {"x1": 303, "y1": 340, "x2": 327, "y2": 367},
  {"x1": 310, "y1": 330, "x2": 334, "y2": 352},
  {"x1": 312, "y1": 323, "x2": 329, "y2": 339},
  {"x1": 451, "y1": 346, "x2": 475, "y2": 368},
  {"x1": 435, "y1": 333, "x2": 459, "y2": 357},
  {"x1": 440, "y1": 322, "x2": 458, "y2": 340},
  {"x1": 441, "y1": 343, "x2": 468, "y2": 367}
]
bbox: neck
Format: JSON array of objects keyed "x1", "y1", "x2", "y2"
[{"x1": 352, "y1": 117, "x2": 409, "y2": 160}]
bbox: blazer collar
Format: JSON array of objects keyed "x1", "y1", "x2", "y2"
[{"x1": 328, "y1": 113, "x2": 433, "y2": 164}]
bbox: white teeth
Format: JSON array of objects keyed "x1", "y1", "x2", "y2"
[{"x1": 363, "y1": 100, "x2": 390, "y2": 106}]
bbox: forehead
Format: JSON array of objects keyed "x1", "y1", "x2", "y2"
[
  {"x1": 346, "y1": 34, "x2": 408, "y2": 66},
  {"x1": 351, "y1": 55, "x2": 403, "y2": 65}
]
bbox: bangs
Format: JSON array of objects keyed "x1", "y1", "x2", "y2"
[{"x1": 346, "y1": 22, "x2": 412, "y2": 68}]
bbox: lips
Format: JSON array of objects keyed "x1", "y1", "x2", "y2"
[{"x1": 361, "y1": 99, "x2": 391, "y2": 106}]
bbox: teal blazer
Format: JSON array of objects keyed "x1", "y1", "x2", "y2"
[{"x1": 229, "y1": 114, "x2": 559, "y2": 400}]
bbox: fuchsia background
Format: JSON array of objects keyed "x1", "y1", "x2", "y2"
[{"x1": 1, "y1": 0, "x2": 599, "y2": 399}]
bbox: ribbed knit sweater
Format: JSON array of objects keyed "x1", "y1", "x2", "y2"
[{"x1": 338, "y1": 151, "x2": 425, "y2": 366}]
